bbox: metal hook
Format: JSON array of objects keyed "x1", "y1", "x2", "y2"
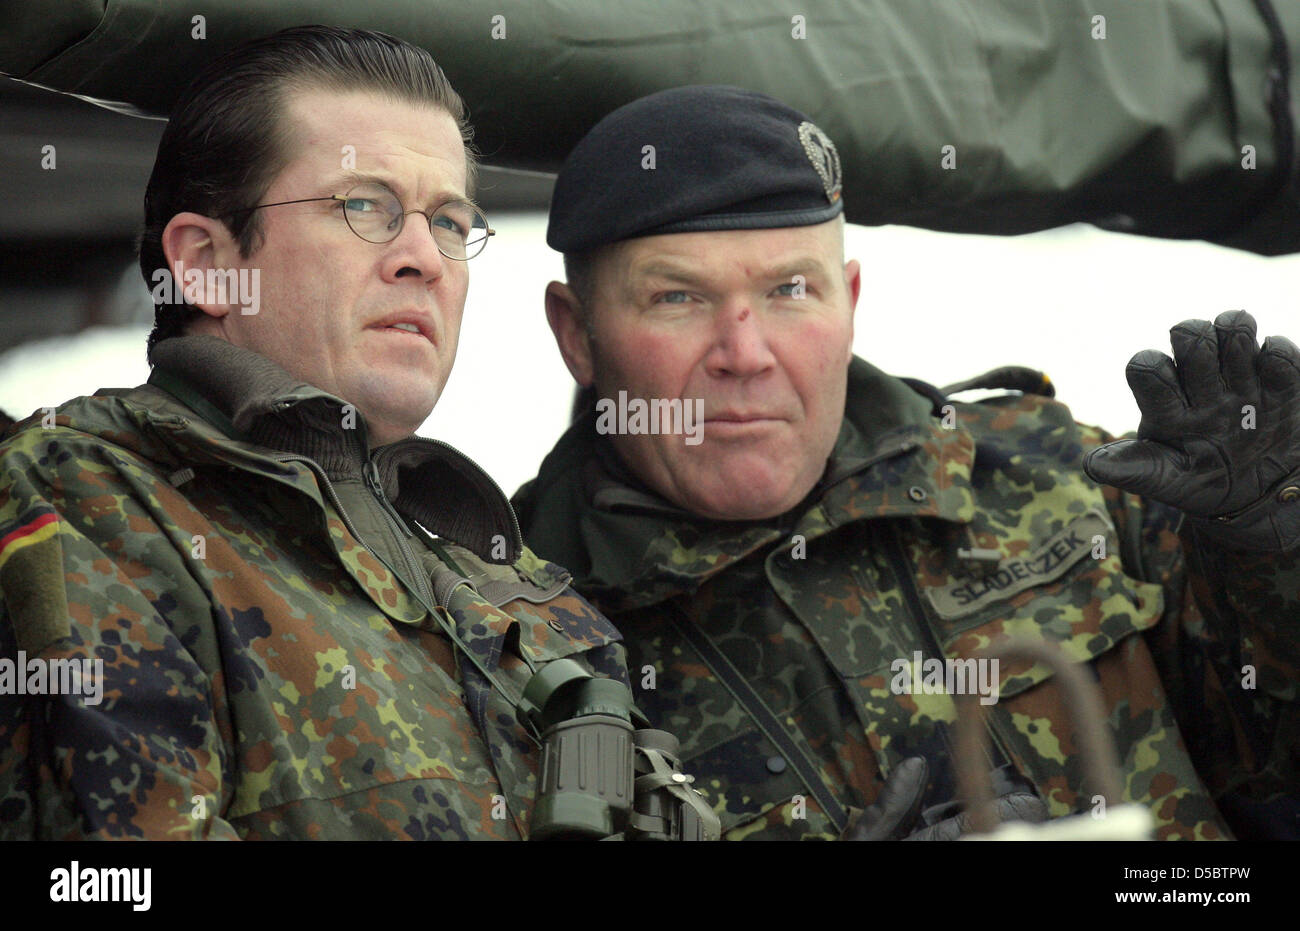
[{"x1": 953, "y1": 636, "x2": 1123, "y2": 834}]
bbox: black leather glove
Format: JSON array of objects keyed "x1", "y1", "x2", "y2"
[
  {"x1": 841, "y1": 757, "x2": 930, "y2": 841},
  {"x1": 842, "y1": 757, "x2": 1050, "y2": 841},
  {"x1": 1083, "y1": 310, "x2": 1300, "y2": 552},
  {"x1": 903, "y1": 791, "x2": 1049, "y2": 841}
]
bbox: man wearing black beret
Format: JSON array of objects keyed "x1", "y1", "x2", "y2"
[{"x1": 512, "y1": 85, "x2": 1300, "y2": 840}]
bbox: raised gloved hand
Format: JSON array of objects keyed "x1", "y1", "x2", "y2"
[
  {"x1": 1083, "y1": 310, "x2": 1300, "y2": 552},
  {"x1": 842, "y1": 757, "x2": 1049, "y2": 841}
]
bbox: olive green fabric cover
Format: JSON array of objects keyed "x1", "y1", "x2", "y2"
[{"x1": 2, "y1": 0, "x2": 1296, "y2": 253}]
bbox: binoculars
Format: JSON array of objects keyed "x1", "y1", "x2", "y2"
[{"x1": 519, "y1": 658, "x2": 720, "y2": 841}]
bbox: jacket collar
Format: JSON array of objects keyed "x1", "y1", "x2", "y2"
[
  {"x1": 146, "y1": 335, "x2": 521, "y2": 563},
  {"x1": 516, "y1": 356, "x2": 976, "y2": 610}
]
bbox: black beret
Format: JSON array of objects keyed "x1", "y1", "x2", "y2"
[{"x1": 547, "y1": 85, "x2": 844, "y2": 253}]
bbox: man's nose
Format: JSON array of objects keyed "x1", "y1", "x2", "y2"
[
  {"x1": 703, "y1": 301, "x2": 777, "y2": 378},
  {"x1": 381, "y1": 212, "x2": 447, "y2": 283}
]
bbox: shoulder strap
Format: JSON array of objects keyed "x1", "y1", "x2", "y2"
[
  {"x1": 940, "y1": 365, "x2": 1055, "y2": 398},
  {"x1": 147, "y1": 368, "x2": 249, "y2": 441}
]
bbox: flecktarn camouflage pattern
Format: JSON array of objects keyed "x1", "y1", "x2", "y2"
[
  {"x1": 514, "y1": 355, "x2": 1300, "y2": 840},
  {"x1": 0, "y1": 335, "x2": 628, "y2": 839}
]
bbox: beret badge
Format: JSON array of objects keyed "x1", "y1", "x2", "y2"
[{"x1": 798, "y1": 121, "x2": 842, "y2": 205}]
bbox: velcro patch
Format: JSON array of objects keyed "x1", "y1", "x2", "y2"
[{"x1": 926, "y1": 511, "x2": 1112, "y2": 619}]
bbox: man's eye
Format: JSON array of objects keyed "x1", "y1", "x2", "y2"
[
  {"x1": 433, "y1": 213, "x2": 467, "y2": 236},
  {"x1": 773, "y1": 281, "x2": 808, "y2": 297},
  {"x1": 344, "y1": 198, "x2": 381, "y2": 213},
  {"x1": 655, "y1": 291, "x2": 692, "y2": 304}
]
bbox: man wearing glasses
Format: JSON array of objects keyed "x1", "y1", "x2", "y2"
[{"x1": 0, "y1": 26, "x2": 635, "y2": 840}]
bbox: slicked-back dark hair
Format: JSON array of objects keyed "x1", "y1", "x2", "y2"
[{"x1": 141, "y1": 25, "x2": 477, "y2": 358}]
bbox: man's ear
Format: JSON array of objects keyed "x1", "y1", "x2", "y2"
[
  {"x1": 844, "y1": 258, "x2": 861, "y2": 363},
  {"x1": 545, "y1": 280, "x2": 595, "y2": 387},
  {"x1": 159, "y1": 213, "x2": 240, "y2": 319}
]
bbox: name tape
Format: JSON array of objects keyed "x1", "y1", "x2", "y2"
[{"x1": 926, "y1": 511, "x2": 1112, "y2": 619}]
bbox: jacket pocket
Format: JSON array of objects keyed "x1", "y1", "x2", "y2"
[
  {"x1": 930, "y1": 508, "x2": 1166, "y2": 696},
  {"x1": 429, "y1": 542, "x2": 622, "y2": 668},
  {"x1": 818, "y1": 507, "x2": 1170, "y2": 823},
  {"x1": 672, "y1": 727, "x2": 843, "y2": 839},
  {"x1": 928, "y1": 529, "x2": 1178, "y2": 823}
]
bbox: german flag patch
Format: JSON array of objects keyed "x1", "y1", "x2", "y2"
[{"x1": 0, "y1": 507, "x2": 71, "y2": 654}]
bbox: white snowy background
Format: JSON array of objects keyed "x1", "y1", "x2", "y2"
[{"x1": 1, "y1": 212, "x2": 1296, "y2": 497}]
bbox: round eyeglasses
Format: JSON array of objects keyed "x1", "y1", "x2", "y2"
[{"x1": 230, "y1": 182, "x2": 494, "y2": 260}]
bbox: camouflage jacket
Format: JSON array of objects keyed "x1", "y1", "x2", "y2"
[
  {"x1": 514, "y1": 356, "x2": 1300, "y2": 840},
  {"x1": 0, "y1": 335, "x2": 627, "y2": 840}
]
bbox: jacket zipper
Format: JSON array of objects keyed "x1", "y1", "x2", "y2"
[
  {"x1": 879, "y1": 520, "x2": 1015, "y2": 774},
  {"x1": 339, "y1": 421, "x2": 437, "y2": 609},
  {"x1": 363, "y1": 459, "x2": 437, "y2": 607},
  {"x1": 267, "y1": 450, "x2": 435, "y2": 606},
  {"x1": 364, "y1": 459, "x2": 414, "y2": 539},
  {"x1": 268, "y1": 448, "x2": 531, "y2": 713},
  {"x1": 270, "y1": 452, "x2": 364, "y2": 548},
  {"x1": 879, "y1": 521, "x2": 950, "y2": 664}
]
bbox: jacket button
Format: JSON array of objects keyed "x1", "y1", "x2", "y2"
[
  {"x1": 908, "y1": 486, "x2": 928, "y2": 502},
  {"x1": 766, "y1": 756, "x2": 788, "y2": 774},
  {"x1": 1279, "y1": 485, "x2": 1300, "y2": 503}
]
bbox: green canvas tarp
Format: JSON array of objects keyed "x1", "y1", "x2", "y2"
[{"x1": 2, "y1": 0, "x2": 1298, "y2": 254}]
